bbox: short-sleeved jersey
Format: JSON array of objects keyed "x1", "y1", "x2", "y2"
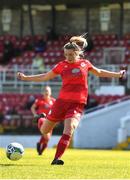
[
  {"x1": 34, "y1": 97, "x2": 55, "y2": 115},
  {"x1": 52, "y1": 59, "x2": 93, "y2": 104}
]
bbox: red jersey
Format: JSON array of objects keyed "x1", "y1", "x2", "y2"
[
  {"x1": 52, "y1": 59, "x2": 93, "y2": 104},
  {"x1": 34, "y1": 97, "x2": 55, "y2": 115}
]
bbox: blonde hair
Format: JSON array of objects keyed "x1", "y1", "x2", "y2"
[
  {"x1": 64, "y1": 42, "x2": 81, "y2": 51},
  {"x1": 64, "y1": 35, "x2": 88, "y2": 57}
]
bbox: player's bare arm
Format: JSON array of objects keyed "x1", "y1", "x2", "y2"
[
  {"x1": 90, "y1": 65, "x2": 126, "y2": 79},
  {"x1": 31, "y1": 103, "x2": 37, "y2": 116},
  {"x1": 17, "y1": 70, "x2": 57, "y2": 82}
]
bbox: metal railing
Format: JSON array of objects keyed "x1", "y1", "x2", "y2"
[{"x1": 0, "y1": 64, "x2": 129, "y2": 94}]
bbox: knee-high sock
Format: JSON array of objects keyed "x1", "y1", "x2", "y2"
[
  {"x1": 39, "y1": 136, "x2": 46, "y2": 144},
  {"x1": 38, "y1": 136, "x2": 48, "y2": 153},
  {"x1": 54, "y1": 134, "x2": 71, "y2": 160}
]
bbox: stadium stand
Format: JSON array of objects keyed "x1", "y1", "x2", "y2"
[
  {"x1": 0, "y1": 33, "x2": 129, "y2": 134},
  {"x1": 0, "y1": 33, "x2": 130, "y2": 68},
  {"x1": 0, "y1": 93, "x2": 126, "y2": 134}
]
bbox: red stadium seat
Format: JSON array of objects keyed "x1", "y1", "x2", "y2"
[{"x1": 1, "y1": 33, "x2": 130, "y2": 68}]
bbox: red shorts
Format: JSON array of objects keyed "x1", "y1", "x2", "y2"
[{"x1": 47, "y1": 99, "x2": 85, "y2": 122}]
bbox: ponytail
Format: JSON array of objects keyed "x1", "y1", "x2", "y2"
[
  {"x1": 63, "y1": 34, "x2": 88, "y2": 58},
  {"x1": 69, "y1": 35, "x2": 88, "y2": 50}
]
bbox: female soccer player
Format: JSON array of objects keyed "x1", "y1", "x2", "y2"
[
  {"x1": 31, "y1": 86, "x2": 55, "y2": 155},
  {"x1": 17, "y1": 35, "x2": 126, "y2": 165}
]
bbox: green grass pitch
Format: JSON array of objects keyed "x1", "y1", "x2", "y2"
[{"x1": 0, "y1": 148, "x2": 130, "y2": 179}]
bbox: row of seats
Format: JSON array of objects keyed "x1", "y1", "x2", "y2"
[
  {"x1": 6, "y1": 49, "x2": 130, "y2": 68},
  {"x1": 0, "y1": 34, "x2": 130, "y2": 68},
  {"x1": 0, "y1": 34, "x2": 46, "y2": 43},
  {"x1": 0, "y1": 34, "x2": 129, "y2": 42},
  {"x1": 90, "y1": 94, "x2": 126, "y2": 104},
  {"x1": 0, "y1": 93, "x2": 124, "y2": 105},
  {"x1": 8, "y1": 50, "x2": 64, "y2": 66},
  {"x1": 0, "y1": 93, "x2": 125, "y2": 126},
  {"x1": 1, "y1": 34, "x2": 130, "y2": 46},
  {"x1": 0, "y1": 94, "x2": 39, "y2": 113}
]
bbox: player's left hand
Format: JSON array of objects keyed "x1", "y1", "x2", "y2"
[{"x1": 120, "y1": 70, "x2": 127, "y2": 80}]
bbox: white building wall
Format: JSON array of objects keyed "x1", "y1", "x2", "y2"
[
  {"x1": 0, "y1": 135, "x2": 60, "y2": 148},
  {"x1": 73, "y1": 100, "x2": 130, "y2": 149}
]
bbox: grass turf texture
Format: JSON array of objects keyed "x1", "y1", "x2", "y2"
[{"x1": 0, "y1": 148, "x2": 130, "y2": 179}]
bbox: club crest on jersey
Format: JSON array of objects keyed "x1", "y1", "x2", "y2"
[
  {"x1": 81, "y1": 62, "x2": 86, "y2": 67},
  {"x1": 72, "y1": 68, "x2": 80, "y2": 74}
]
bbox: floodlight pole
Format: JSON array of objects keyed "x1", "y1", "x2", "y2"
[
  {"x1": 119, "y1": 1, "x2": 124, "y2": 39},
  {"x1": 20, "y1": 3, "x2": 24, "y2": 38},
  {"x1": 51, "y1": 4, "x2": 56, "y2": 40},
  {"x1": 28, "y1": 0, "x2": 34, "y2": 36},
  {"x1": 86, "y1": 6, "x2": 90, "y2": 34}
]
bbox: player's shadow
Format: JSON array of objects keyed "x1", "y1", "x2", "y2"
[{"x1": 0, "y1": 164, "x2": 38, "y2": 167}]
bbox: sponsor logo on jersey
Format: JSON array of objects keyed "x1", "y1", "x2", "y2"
[{"x1": 72, "y1": 68, "x2": 80, "y2": 73}]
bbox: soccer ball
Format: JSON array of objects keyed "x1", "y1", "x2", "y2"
[{"x1": 6, "y1": 142, "x2": 24, "y2": 161}]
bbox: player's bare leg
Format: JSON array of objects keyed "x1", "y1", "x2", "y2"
[
  {"x1": 37, "y1": 118, "x2": 55, "y2": 155},
  {"x1": 37, "y1": 132, "x2": 52, "y2": 155},
  {"x1": 40, "y1": 119, "x2": 56, "y2": 135},
  {"x1": 51, "y1": 117, "x2": 79, "y2": 165}
]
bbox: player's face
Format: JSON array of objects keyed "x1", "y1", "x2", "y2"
[
  {"x1": 43, "y1": 86, "x2": 51, "y2": 97},
  {"x1": 64, "y1": 49, "x2": 79, "y2": 63}
]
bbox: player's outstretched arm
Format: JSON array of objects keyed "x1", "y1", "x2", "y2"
[
  {"x1": 17, "y1": 70, "x2": 57, "y2": 82},
  {"x1": 90, "y1": 66, "x2": 126, "y2": 79},
  {"x1": 31, "y1": 103, "x2": 37, "y2": 116}
]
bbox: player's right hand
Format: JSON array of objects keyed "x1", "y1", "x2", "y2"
[
  {"x1": 33, "y1": 113, "x2": 46, "y2": 123},
  {"x1": 17, "y1": 72, "x2": 26, "y2": 80}
]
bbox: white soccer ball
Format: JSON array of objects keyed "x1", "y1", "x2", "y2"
[{"x1": 6, "y1": 142, "x2": 24, "y2": 161}]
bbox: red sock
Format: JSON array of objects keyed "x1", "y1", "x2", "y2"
[
  {"x1": 38, "y1": 136, "x2": 48, "y2": 153},
  {"x1": 39, "y1": 136, "x2": 45, "y2": 144},
  {"x1": 54, "y1": 134, "x2": 71, "y2": 160},
  {"x1": 40, "y1": 143, "x2": 47, "y2": 153}
]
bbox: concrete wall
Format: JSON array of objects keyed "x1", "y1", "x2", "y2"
[
  {"x1": 0, "y1": 135, "x2": 60, "y2": 148},
  {"x1": 73, "y1": 100, "x2": 130, "y2": 149},
  {"x1": 0, "y1": 10, "x2": 51, "y2": 36},
  {"x1": 56, "y1": 9, "x2": 86, "y2": 34},
  {"x1": 0, "y1": 5, "x2": 130, "y2": 36},
  {"x1": 124, "y1": 9, "x2": 130, "y2": 34}
]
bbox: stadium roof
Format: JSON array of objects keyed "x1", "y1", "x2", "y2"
[{"x1": 0, "y1": 0, "x2": 130, "y2": 8}]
